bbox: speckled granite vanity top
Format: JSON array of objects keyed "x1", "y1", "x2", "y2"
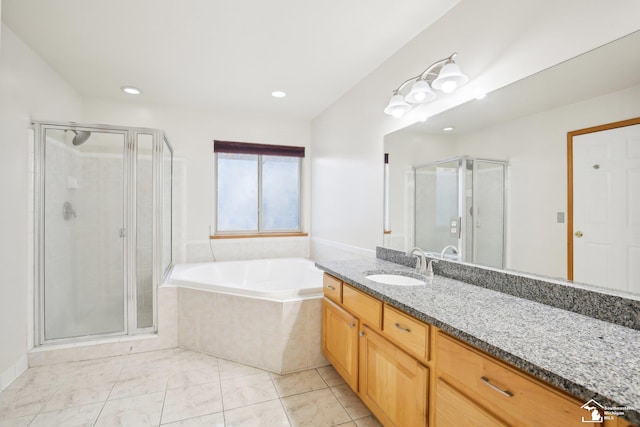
[{"x1": 315, "y1": 257, "x2": 640, "y2": 424}]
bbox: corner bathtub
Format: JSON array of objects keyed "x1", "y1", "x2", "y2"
[
  {"x1": 165, "y1": 258, "x2": 328, "y2": 373},
  {"x1": 168, "y1": 257, "x2": 324, "y2": 301}
]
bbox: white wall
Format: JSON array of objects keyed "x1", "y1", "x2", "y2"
[
  {"x1": 81, "y1": 98, "x2": 312, "y2": 263},
  {"x1": 455, "y1": 84, "x2": 640, "y2": 278},
  {"x1": 0, "y1": 23, "x2": 82, "y2": 389},
  {"x1": 310, "y1": 0, "x2": 640, "y2": 259}
]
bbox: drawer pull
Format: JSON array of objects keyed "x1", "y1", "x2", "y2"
[
  {"x1": 394, "y1": 323, "x2": 411, "y2": 333},
  {"x1": 327, "y1": 285, "x2": 336, "y2": 290},
  {"x1": 349, "y1": 323, "x2": 356, "y2": 328},
  {"x1": 481, "y1": 376, "x2": 514, "y2": 397}
]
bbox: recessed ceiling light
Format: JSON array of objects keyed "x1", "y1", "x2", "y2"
[
  {"x1": 271, "y1": 91, "x2": 287, "y2": 98},
  {"x1": 121, "y1": 86, "x2": 142, "y2": 95},
  {"x1": 443, "y1": 127, "x2": 454, "y2": 131}
]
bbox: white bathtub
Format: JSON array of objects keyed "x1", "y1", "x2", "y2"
[
  {"x1": 168, "y1": 257, "x2": 323, "y2": 301},
  {"x1": 165, "y1": 257, "x2": 328, "y2": 373}
]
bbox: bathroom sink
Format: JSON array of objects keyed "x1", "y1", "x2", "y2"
[{"x1": 365, "y1": 274, "x2": 426, "y2": 286}]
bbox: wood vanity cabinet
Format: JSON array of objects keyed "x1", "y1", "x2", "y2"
[
  {"x1": 436, "y1": 331, "x2": 605, "y2": 427},
  {"x1": 359, "y1": 324, "x2": 428, "y2": 427},
  {"x1": 320, "y1": 273, "x2": 638, "y2": 427},
  {"x1": 321, "y1": 297, "x2": 359, "y2": 390},
  {"x1": 321, "y1": 274, "x2": 428, "y2": 426}
]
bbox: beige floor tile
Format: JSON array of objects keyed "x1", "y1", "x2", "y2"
[
  {"x1": 281, "y1": 388, "x2": 351, "y2": 427},
  {"x1": 220, "y1": 372, "x2": 279, "y2": 410},
  {"x1": 95, "y1": 391, "x2": 164, "y2": 427},
  {"x1": 161, "y1": 412, "x2": 225, "y2": 426},
  {"x1": 0, "y1": 384, "x2": 55, "y2": 419},
  {"x1": 224, "y1": 399, "x2": 291, "y2": 427},
  {"x1": 354, "y1": 415, "x2": 383, "y2": 427},
  {"x1": 109, "y1": 371, "x2": 169, "y2": 399},
  {"x1": 335, "y1": 423, "x2": 357, "y2": 427},
  {"x1": 5, "y1": 366, "x2": 68, "y2": 392},
  {"x1": 161, "y1": 381, "x2": 223, "y2": 424},
  {"x1": 271, "y1": 369, "x2": 328, "y2": 397},
  {"x1": 167, "y1": 365, "x2": 219, "y2": 390},
  {"x1": 217, "y1": 359, "x2": 267, "y2": 380},
  {"x1": 0, "y1": 414, "x2": 35, "y2": 427},
  {"x1": 42, "y1": 380, "x2": 114, "y2": 412},
  {"x1": 316, "y1": 365, "x2": 345, "y2": 387},
  {"x1": 29, "y1": 402, "x2": 102, "y2": 427},
  {"x1": 331, "y1": 384, "x2": 371, "y2": 419}
]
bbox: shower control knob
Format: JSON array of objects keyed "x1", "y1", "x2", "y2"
[{"x1": 575, "y1": 231, "x2": 584, "y2": 238}]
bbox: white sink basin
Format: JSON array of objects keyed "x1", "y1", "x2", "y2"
[{"x1": 366, "y1": 274, "x2": 426, "y2": 286}]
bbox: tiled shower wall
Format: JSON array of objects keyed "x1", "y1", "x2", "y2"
[{"x1": 44, "y1": 139, "x2": 154, "y2": 338}]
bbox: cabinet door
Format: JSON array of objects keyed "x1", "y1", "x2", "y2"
[
  {"x1": 436, "y1": 378, "x2": 509, "y2": 427},
  {"x1": 359, "y1": 325, "x2": 428, "y2": 427},
  {"x1": 322, "y1": 297, "x2": 359, "y2": 391}
]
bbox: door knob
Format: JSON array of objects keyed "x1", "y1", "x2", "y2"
[{"x1": 575, "y1": 231, "x2": 584, "y2": 238}]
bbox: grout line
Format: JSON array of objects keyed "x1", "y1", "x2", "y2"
[{"x1": 92, "y1": 354, "x2": 128, "y2": 426}]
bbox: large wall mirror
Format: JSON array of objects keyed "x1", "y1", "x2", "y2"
[{"x1": 383, "y1": 30, "x2": 640, "y2": 295}]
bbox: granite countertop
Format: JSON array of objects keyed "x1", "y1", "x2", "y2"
[{"x1": 315, "y1": 257, "x2": 640, "y2": 424}]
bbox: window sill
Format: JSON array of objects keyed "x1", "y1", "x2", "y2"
[{"x1": 210, "y1": 232, "x2": 308, "y2": 240}]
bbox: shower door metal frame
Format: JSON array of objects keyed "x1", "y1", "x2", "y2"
[
  {"x1": 413, "y1": 155, "x2": 508, "y2": 266},
  {"x1": 33, "y1": 121, "x2": 169, "y2": 346},
  {"x1": 470, "y1": 158, "x2": 508, "y2": 268}
]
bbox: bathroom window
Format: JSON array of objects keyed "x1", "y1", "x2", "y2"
[{"x1": 214, "y1": 140, "x2": 304, "y2": 235}]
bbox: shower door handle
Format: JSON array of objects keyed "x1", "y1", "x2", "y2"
[{"x1": 119, "y1": 228, "x2": 126, "y2": 238}]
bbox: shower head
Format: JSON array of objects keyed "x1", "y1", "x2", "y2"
[{"x1": 71, "y1": 130, "x2": 91, "y2": 146}]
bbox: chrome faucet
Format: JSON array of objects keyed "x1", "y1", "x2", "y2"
[
  {"x1": 440, "y1": 245, "x2": 459, "y2": 260},
  {"x1": 407, "y1": 247, "x2": 427, "y2": 274},
  {"x1": 425, "y1": 259, "x2": 438, "y2": 277}
]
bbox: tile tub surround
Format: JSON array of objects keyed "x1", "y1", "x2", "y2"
[
  {"x1": 377, "y1": 246, "x2": 640, "y2": 331},
  {"x1": 315, "y1": 257, "x2": 640, "y2": 425},
  {"x1": 177, "y1": 287, "x2": 328, "y2": 374},
  {"x1": 0, "y1": 347, "x2": 380, "y2": 426}
]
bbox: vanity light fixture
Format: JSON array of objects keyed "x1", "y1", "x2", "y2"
[
  {"x1": 121, "y1": 86, "x2": 142, "y2": 95},
  {"x1": 384, "y1": 53, "x2": 468, "y2": 118}
]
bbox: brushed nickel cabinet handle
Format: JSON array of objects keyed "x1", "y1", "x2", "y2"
[
  {"x1": 359, "y1": 331, "x2": 364, "y2": 337},
  {"x1": 349, "y1": 323, "x2": 356, "y2": 328},
  {"x1": 327, "y1": 285, "x2": 336, "y2": 290},
  {"x1": 394, "y1": 323, "x2": 411, "y2": 333},
  {"x1": 481, "y1": 376, "x2": 513, "y2": 397}
]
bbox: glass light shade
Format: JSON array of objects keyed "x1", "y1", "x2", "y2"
[
  {"x1": 432, "y1": 62, "x2": 469, "y2": 93},
  {"x1": 405, "y1": 80, "x2": 436, "y2": 104},
  {"x1": 384, "y1": 94, "x2": 411, "y2": 118}
]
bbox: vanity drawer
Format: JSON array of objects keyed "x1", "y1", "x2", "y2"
[
  {"x1": 323, "y1": 274, "x2": 342, "y2": 303},
  {"x1": 342, "y1": 284, "x2": 382, "y2": 330},
  {"x1": 383, "y1": 304, "x2": 429, "y2": 361},
  {"x1": 436, "y1": 332, "x2": 584, "y2": 426}
]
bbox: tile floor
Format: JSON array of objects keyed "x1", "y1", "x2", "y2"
[{"x1": 0, "y1": 348, "x2": 382, "y2": 427}]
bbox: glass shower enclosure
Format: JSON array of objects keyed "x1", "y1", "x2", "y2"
[
  {"x1": 414, "y1": 156, "x2": 507, "y2": 268},
  {"x1": 33, "y1": 122, "x2": 173, "y2": 345}
]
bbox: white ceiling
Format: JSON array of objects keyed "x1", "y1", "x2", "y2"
[{"x1": 1, "y1": 0, "x2": 460, "y2": 119}]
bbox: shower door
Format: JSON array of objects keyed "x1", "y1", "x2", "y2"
[
  {"x1": 414, "y1": 157, "x2": 506, "y2": 267},
  {"x1": 414, "y1": 159, "x2": 462, "y2": 256},
  {"x1": 40, "y1": 127, "x2": 127, "y2": 340},
  {"x1": 34, "y1": 122, "x2": 169, "y2": 344}
]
